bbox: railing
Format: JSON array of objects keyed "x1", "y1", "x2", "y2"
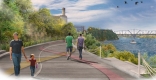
[
  {"x1": 138, "y1": 52, "x2": 156, "y2": 78},
  {"x1": 90, "y1": 46, "x2": 102, "y2": 58}
]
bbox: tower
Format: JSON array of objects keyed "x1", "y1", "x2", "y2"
[
  {"x1": 62, "y1": 7, "x2": 65, "y2": 15},
  {"x1": 60, "y1": 7, "x2": 67, "y2": 23},
  {"x1": 53, "y1": 7, "x2": 68, "y2": 23}
]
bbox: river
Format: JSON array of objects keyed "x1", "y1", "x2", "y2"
[{"x1": 104, "y1": 37, "x2": 156, "y2": 56}]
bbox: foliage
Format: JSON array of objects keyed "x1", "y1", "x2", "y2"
[
  {"x1": 109, "y1": 51, "x2": 138, "y2": 65},
  {"x1": 149, "y1": 55, "x2": 156, "y2": 66},
  {"x1": 142, "y1": 53, "x2": 148, "y2": 60},
  {"x1": 84, "y1": 34, "x2": 100, "y2": 49},
  {"x1": 62, "y1": 22, "x2": 77, "y2": 38},
  {"x1": 83, "y1": 33, "x2": 138, "y2": 65},
  {"x1": 83, "y1": 32, "x2": 137, "y2": 65},
  {"x1": 139, "y1": 35, "x2": 156, "y2": 39},
  {"x1": 0, "y1": 44, "x2": 9, "y2": 51},
  {"x1": 141, "y1": 53, "x2": 156, "y2": 68},
  {"x1": 0, "y1": 0, "x2": 77, "y2": 51},
  {"x1": 87, "y1": 27, "x2": 118, "y2": 41},
  {"x1": 0, "y1": 0, "x2": 24, "y2": 43}
]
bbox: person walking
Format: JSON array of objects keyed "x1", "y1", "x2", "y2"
[
  {"x1": 65, "y1": 33, "x2": 73, "y2": 60},
  {"x1": 9, "y1": 32, "x2": 28, "y2": 76},
  {"x1": 77, "y1": 34, "x2": 84, "y2": 60},
  {"x1": 29, "y1": 54, "x2": 37, "y2": 77}
]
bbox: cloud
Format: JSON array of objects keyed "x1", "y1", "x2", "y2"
[
  {"x1": 31, "y1": 0, "x2": 110, "y2": 23},
  {"x1": 31, "y1": 0, "x2": 107, "y2": 10},
  {"x1": 67, "y1": 9, "x2": 113, "y2": 23},
  {"x1": 101, "y1": 9, "x2": 156, "y2": 31},
  {"x1": 103, "y1": 16, "x2": 156, "y2": 31},
  {"x1": 31, "y1": 0, "x2": 156, "y2": 30}
]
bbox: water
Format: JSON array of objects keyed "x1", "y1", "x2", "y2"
[{"x1": 104, "y1": 37, "x2": 156, "y2": 56}]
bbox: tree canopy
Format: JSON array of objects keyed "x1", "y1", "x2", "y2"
[
  {"x1": 87, "y1": 27, "x2": 119, "y2": 41},
  {"x1": 0, "y1": 0, "x2": 77, "y2": 50}
]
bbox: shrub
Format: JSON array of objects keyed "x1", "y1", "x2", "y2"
[
  {"x1": 84, "y1": 34, "x2": 97, "y2": 49},
  {"x1": 149, "y1": 55, "x2": 156, "y2": 66},
  {"x1": 0, "y1": 44, "x2": 9, "y2": 51},
  {"x1": 109, "y1": 51, "x2": 138, "y2": 65}
]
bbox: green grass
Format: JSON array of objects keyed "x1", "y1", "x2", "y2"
[{"x1": 141, "y1": 74, "x2": 151, "y2": 78}]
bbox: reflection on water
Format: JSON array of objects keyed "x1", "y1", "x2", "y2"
[{"x1": 104, "y1": 37, "x2": 156, "y2": 56}]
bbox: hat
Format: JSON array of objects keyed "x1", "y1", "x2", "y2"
[{"x1": 30, "y1": 54, "x2": 34, "y2": 58}]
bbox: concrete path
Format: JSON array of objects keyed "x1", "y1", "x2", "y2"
[{"x1": 0, "y1": 40, "x2": 138, "y2": 80}]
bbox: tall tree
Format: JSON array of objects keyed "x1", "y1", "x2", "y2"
[
  {"x1": 15, "y1": 0, "x2": 32, "y2": 20},
  {"x1": 0, "y1": 0, "x2": 24, "y2": 43},
  {"x1": 62, "y1": 22, "x2": 77, "y2": 38}
]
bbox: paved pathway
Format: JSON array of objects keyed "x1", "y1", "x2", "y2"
[{"x1": 0, "y1": 41, "x2": 137, "y2": 80}]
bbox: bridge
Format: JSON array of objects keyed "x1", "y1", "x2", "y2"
[{"x1": 114, "y1": 29, "x2": 156, "y2": 38}]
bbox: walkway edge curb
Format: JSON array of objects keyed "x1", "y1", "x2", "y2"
[{"x1": 83, "y1": 49, "x2": 142, "y2": 78}]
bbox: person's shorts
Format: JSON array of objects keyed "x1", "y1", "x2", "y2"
[{"x1": 66, "y1": 46, "x2": 73, "y2": 52}]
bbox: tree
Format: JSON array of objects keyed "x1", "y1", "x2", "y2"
[
  {"x1": 87, "y1": 27, "x2": 118, "y2": 41},
  {"x1": 0, "y1": 0, "x2": 77, "y2": 50},
  {"x1": 62, "y1": 22, "x2": 77, "y2": 38},
  {"x1": 0, "y1": 0, "x2": 24, "y2": 43},
  {"x1": 15, "y1": 0, "x2": 32, "y2": 20}
]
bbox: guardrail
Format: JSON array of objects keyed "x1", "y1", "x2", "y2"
[{"x1": 138, "y1": 51, "x2": 156, "y2": 78}]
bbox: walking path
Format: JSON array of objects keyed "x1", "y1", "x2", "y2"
[{"x1": 0, "y1": 40, "x2": 142, "y2": 80}]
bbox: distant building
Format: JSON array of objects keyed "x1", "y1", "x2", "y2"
[
  {"x1": 75, "y1": 25, "x2": 85, "y2": 32},
  {"x1": 53, "y1": 8, "x2": 85, "y2": 33},
  {"x1": 53, "y1": 8, "x2": 67, "y2": 23}
]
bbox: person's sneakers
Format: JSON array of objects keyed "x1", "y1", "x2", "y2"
[
  {"x1": 80, "y1": 58, "x2": 82, "y2": 60},
  {"x1": 79, "y1": 56, "x2": 82, "y2": 60},
  {"x1": 67, "y1": 56, "x2": 70, "y2": 60}
]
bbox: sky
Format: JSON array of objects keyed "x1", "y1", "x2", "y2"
[{"x1": 30, "y1": 0, "x2": 156, "y2": 31}]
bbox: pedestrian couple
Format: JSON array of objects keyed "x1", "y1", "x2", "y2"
[
  {"x1": 65, "y1": 33, "x2": 85, "y2": 60},
  {"x1": 10, "y1": 32, "x2": 37, "y2": 77}
]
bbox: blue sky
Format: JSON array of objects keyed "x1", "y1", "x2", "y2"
[{"x1": 31, "y1": 0, "x2": 156, "y2": 31}]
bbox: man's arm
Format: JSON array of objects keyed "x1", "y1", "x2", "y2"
[
  {"x1": 21, "y1": 46, "x2": 28, "y2": 61},
  {"x1": 9, "y1": 47, "x2": 12, "y2": 60},
  {"x1": 65, "y1": 37, "x2": 67, "y2": 43},
  {"x1": 76, "y1": 38, "x2": 78, "y2": 46}
]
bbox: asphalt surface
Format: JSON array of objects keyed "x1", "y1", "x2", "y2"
[{"x1": 0, "y1": 40, "x2": 138, "y2": 80}]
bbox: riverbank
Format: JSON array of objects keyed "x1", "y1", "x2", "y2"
[
  {"x1": 84, "y1": 34, "x2": 138, "y2": 65},
  {"x1": 84, "y1": 33, "x2": 156, "y2": 78}
]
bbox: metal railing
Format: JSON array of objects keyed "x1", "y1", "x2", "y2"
[{"x1": 138, "y1": 52, "x2": 156, "y2": 78}]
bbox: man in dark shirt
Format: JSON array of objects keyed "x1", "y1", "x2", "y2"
[{"x1": 9, "y1": 32, "x2": 28, "y2": 76}]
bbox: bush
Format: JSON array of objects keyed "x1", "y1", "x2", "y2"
[
  {"x1": 109, "y1": 51, "x2": 138, "y2": 65},
  {"x1": 0, "y1": 44, "x2": 9, "y2": 51},
  {"x1": 84, "y1": 34, "x2": 100, "y2": 49},
  {"x1": 83, "y1": 32, "x2": 138, "y2": 65},
  {"x1": 149, "y1": 55, "x2": 156, "y2": 66}
]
